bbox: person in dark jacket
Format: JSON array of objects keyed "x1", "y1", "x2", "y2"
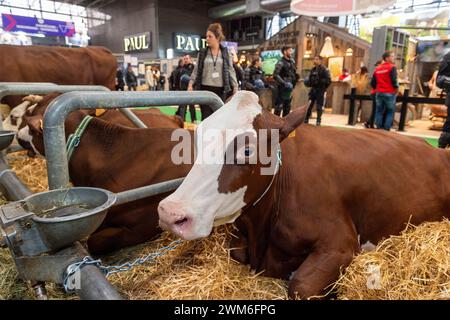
[
  {"x1": 125, "y1": 64, "x2": 137, "y2": 91},
  {"x1": 273, "y1": 46, "x2": 297, "y2": 117},
  {"x1": 234, "y1": 63, "x2": 245, "y2": 90},
  {"x1": 169, "y1": 59, "x2": 184, "y2": 91},
  {"x1": 371, "y1": 50, "x2": 399, "y2": 131},
  {"x1": 116, "y1": 65, "x2": 125, "y2": 91},
  {"x1": 188, "y1": 23, "x2": 238, "y2": 120},
  {"x1": 304, "y1": 55, "x2": 331, "y2": 126},
  {"x1": 177, "y1": 55, "x2": 197, "y2": 123},
  {"x1": 243, "y1": 57, "x2": 266, "y2": 91},
  {"x1": 436, "y1": 51, "x2": 450, "y2": 148}
]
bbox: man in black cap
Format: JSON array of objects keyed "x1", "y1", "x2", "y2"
[
  {"x1": 273, "y1": 46, "x2": 297, "y2": 117},
  {"x1": 304, "y1": 55, "x2": 331, "y2": 126}
]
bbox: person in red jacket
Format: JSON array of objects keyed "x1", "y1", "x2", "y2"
[{"x1": 371, "y1": 51, "x2": 399, "y2": 130}]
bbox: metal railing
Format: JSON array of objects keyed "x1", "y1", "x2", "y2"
[
  {"x1": 0, "y1": 83, "x2": 110, "y2": 130},
  {"x1": 0, "y1": 83, "x2": 150, "y2": 130},
  {"x1": 43, "y1": 90, "x2": 223, "y2": 190},
  {"x1": 0, "y1": 82, "x2": 125, "y2": 300},
  {"x1": 1, "y1": 86, "x2": 223, "y2": 300}
]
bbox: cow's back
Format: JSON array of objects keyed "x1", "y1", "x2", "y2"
[
  {"x1": 284, "y1": 125, "x2": 450, "y2": 244},
  {"x1": 0, "y1": 45, "x2": 116, "y2": 89}
]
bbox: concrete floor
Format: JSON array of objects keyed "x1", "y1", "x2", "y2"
[
  {"x1": 309, "y1": 110, "x2": 442, "y2": 140},
  {"x1": 155, "y1": 106, "x2": 442, "y2": 141}
]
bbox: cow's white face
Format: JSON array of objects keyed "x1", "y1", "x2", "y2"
[
  {"x1": 158, "y1": 91, "x2": 302, "y2": 240},
  {"x1": 3, "y1": 94, "x2": 42, "y2": 131},
  {"x1": 2, "y1": 100, "x2": 31, "y2": 131},
  {"x1": 158, "y1": 92, "x2": 263, "y2": 239}
]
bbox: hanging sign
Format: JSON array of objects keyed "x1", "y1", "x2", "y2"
[
  {"x1": 1, "y1": 13, "x2": 75, "y2": 37},
  {"x1": 290, "y1": 0, "x2": 396, "y2": 17}
]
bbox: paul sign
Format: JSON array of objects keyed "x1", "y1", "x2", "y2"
[
  {"x1": 174, "y1": 33, "x2": 207, "y2": 53},
  {"x1": 124, "y1": 32, "x2": 151, "y2": 53}
]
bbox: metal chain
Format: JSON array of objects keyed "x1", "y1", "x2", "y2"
[
  {"x1": 63, "y1": 239, "x2": 182, "y2": 293},
  {"x1": 63, "y1": 256, "x2": 104, "y2": 293}
]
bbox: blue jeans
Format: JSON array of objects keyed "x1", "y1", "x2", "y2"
[{"x1": 375, "y1": 93, "x2": 396, "y2": 131}]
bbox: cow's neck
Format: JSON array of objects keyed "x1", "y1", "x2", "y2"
[
  {"x1": 66, "y1": 114, "x2": 127, "y2": 187},
  {"x1": 238, "y1": 141, "x2": 295, "y2": 270}
]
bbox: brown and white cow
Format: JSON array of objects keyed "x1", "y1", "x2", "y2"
[
  {"x1": 158, "y1": 91, "x2": 450, "y2": 299},
  {"x1": 2, "y1": 95, "x2": 43, "y2": 132},
  {"x1": 17, "y1": 94, "x2": 191, "y2": 254}
]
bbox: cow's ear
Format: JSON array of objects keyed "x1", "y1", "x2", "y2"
[
  {"x1": 279, "y1": 104, "x2": 307, "y2": 142},
  {"x1": 173, "y1": 115, "x2": 184, "y2": 128},
  {"x1": 27, "y1": 115, "x2": 44, "y2": 135}
]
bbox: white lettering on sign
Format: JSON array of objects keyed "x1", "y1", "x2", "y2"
[
  {"x1": 124, "y1": 32, "x2": 151, "y2": 52},
  {"x1": 174, "y1": 33, "x2": 207, "y2": 52}
]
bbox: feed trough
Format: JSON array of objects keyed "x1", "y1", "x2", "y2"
[
  {"x1": 1, "y1": 187, "x2": 116, "y2": 255},
  {"x1": 0, "y1": 131, "x2": 15, "y2": 152}
]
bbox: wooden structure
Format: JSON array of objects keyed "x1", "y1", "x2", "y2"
[{"x1": 258, "y1": 16, "x2": 371, "y2": 77}]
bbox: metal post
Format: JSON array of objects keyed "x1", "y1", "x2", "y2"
[
  {"x1": 0, "y1": 84, "x2": 110, "y2": 101},
  {"x1": 119, "y1": 108, "x2": 148, "y2": 128},
  {"x1": 0, "y1": 82, "x2": 56, "y2": 86},
  {"x1": 115, "y1": 177, "x2": 185, "y2": 206},
  {"x1": 0, "y1": 153, "x2": 122, "y2": 300},
  {"x1": 0, "y1": 153, "x2": 32, "y2": 200},
  {"x1": 43, "y1": 91, "x2": 223, "y2": 190},
  {"x1": 348, "y1": 87, "x2": 357, "y2": 125},
  {"x1": 0, "y1": 83, "x2": 149, "y2": 129},
  {"x1": 398, "y1": 89, "x2": 409, "y2": 132},
  {"x1": 370, "y1": 95, "x2": 376, "y2": 128}
]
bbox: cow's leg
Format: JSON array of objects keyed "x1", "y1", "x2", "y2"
[{"x1": 288, "y1": 246, "x2": 355, "y2": 299}]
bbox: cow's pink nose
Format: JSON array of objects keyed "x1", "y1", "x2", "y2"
[{"x1": 158, "y1": 201, "x2": 190, "y2": 231}]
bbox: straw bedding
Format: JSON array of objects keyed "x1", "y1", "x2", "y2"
[
  {"x1": 1, "y1": 151, "x2": 448, "y2": 300},
  {"x1": 334, "y1": 220, "x2": 450, "y2": 300}
]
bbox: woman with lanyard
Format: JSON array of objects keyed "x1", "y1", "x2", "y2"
[{"x1": 188, "y1": 23, "x2": 238, "y2": 120}]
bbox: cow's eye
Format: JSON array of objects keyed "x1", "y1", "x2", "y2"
[{"x1": 244, "y1": 147, "x2": 252, "y2": 157}]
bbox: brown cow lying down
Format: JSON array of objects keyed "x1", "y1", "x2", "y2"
[
  {"x1": 17, "y1": 97, "x2": 192, "y2": 254},
  {"x1": 158, "y1": 91, "x2": 450, "y2": 299}
]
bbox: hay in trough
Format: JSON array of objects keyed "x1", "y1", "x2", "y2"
[{"x1": 334, "y1": 220, "x2": 450, "y2": 300}]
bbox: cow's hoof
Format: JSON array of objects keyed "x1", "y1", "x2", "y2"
[
  {"x1": 229, "y1": 236, "x2": 249, "y2": 264},
  {"x1": 288, "y1": 281, "x2": 325, "y2": 300},
  {"x1": 230, "y1": 247, "x2": 248, "y2": 264},
  {"x1": 27, "y1": 150, "x2": 36, "y2": 158}
]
